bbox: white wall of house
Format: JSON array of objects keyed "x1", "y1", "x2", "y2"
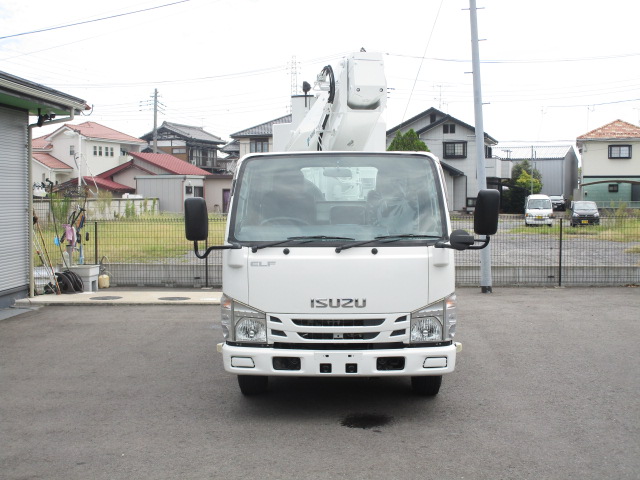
[
  {"x1": 31, "y1": 161, "x2": 72, "y2": 186},
  {"x1": 420, "y1": 123, "x2": 483, "y2": 203},
  {"x1": 580, "y1": 139, "x2": 639, "y2": 177}
]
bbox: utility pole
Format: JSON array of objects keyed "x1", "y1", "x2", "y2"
[
  {"x1": 468, "y1": 0, "x2": 493, "y2": 293},
  {"x1": 140, "y1": 89, "x2": 164, "y2": 154},
  {"x1": 153, "y1": 88, "x2": 158, "y2": 154}
]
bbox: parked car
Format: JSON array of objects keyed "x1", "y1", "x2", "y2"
[
  {"x1": 549, "y1": 195, "x2": 566, "y2": 211},
  {"x1": 524, "y1": 194, "x2": 554, "y2": 226},
  {"x1": 570, "y1": 201, "x2": 600, "y2": 226}
]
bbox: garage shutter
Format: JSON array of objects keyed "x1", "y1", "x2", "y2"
[{"x1": 0, "y1": 106, "x2": 29, "y2": 298}]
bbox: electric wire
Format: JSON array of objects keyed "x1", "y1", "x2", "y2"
[{"x1": 0, "y1": 0, "x2": 192, "y2": 40}]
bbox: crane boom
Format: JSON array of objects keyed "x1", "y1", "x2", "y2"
[{"x1": 273, "y1": 51, "x2": 387, "y2": 152}]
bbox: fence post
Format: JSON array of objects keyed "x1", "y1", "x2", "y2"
[
  {"x1": 94, "y1": 221, "x2": 98, "y2": 265},
  {"x1": 558, "y1": 218, "x2": 563, "y2": 287}
]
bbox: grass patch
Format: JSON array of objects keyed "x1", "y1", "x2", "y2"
[{"x1": 33, "y1": 215, "x2": 227, "y2": 265}]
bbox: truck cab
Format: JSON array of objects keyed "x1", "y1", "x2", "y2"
[{"x1": 185, "y1": 150, "x2": 499, "y2": 396}]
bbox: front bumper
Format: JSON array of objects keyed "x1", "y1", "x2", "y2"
[
  {"x1": 525, "y1": 216, "x2": 552, "y2": 225},
  {"x1": 571, "y1": 216, "x2": 599, "y2": 225},
  {"x1": 219, "y1": 342, "x2": 459, "y2": 377}
]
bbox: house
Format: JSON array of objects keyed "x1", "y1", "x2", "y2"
[
  {"x1": 32, "y1": 121, "x2": 146, "y2": 190},
  {"x1": 497, "y1": 145, "x2": 579, "y2": 199},
  {"x1": 576, "y1": 120, "x2": 640, "y2": 206},
  {"x1": 0, "y1": 70, "x2": 88, "y2": 306},
  {"x1": 230, "y1": 114, "x2": 292, "y2": 157},
  {"x1": 128, "y1": 152, "x2": 232, "y2": 213},
  {"x1": 386, "y1": 107, "x2": 504, "y2": 211},
  {"x1": 140, "y1": 121, "x2": 226, "y2": 174}
]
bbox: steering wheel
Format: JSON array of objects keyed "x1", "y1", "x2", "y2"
[{"x1": 260, "y1": 217, "x2": 309, "y2": 226}]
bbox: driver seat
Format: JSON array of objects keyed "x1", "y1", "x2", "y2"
[{"x1": 260, "y1": 172, "x2": 316, "y2": 224}]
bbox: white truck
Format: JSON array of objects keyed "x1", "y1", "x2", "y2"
[{"x1": 185, "y1": 51, "x2": 499, "y2": 396}]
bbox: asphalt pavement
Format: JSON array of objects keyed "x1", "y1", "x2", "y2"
[{"x1": 1, "y1": 286, "x2": 639, "y2": 479}]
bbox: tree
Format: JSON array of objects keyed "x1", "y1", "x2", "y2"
[
  {"x1": 387, "y1": 129, "x2": 430, "y2": 152},
  {"x1": 512, "y1": 159, "x2": 542, "y2": 184}
]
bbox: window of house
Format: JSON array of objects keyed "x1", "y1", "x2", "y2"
[
  {"x1": 608, "y1": 184, "x2": 619, "y2": 192},
  {"x1": 70, "y1": 145, "x2": 75, "y2": 156},
  {"x1": 98, "y1": 146, "x2": 103, "y2": 156},
  {"x1": 250, "y1": 138, "x2": 269, "y2": 153},
  {"x1": 173, "y1": 148, "x2": 186, "y2": 154},
  {"x1": 106, "y1": 146, "x2": 114, "y2": 157},
  {"x1": 443, "y1": 141, "x2": 467, "y2": 159},
  {"x1": 609, "y1": 145, "x2": 631, "y2": 159},
  {"x1": 93, "y1": 146, "x2": 97, "y2": 156},
  {"x1": 190, "y1": 148, "x2": 202, "y2": 165},
  {"x1": 485, "y1": 145, "x2": 493, "y2": 158},
  {"x1": 443, "y1": 124, "x2": 456, "y2": 134},
  {"x1": 429, "y1": 113, "x2": 437, "y2": 123}
]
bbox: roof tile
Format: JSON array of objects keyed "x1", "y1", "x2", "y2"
[
  {"x1": 32, "y1": 152, "x2": 73, "y2": 170},
  {"x1": 577, "y1": 120, "x2": 640, "y2": 140},
  {"x1": 129, "y1": 152, "x2": 210, "y2": 175}
]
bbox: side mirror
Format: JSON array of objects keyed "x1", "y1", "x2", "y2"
[
  {"x1": 474, "y1": 189, "x2": 500, "y2": 235},
  {"x1": 449, "y1": 229, "x2": 475, "y2": 251},
  {"x1": 185, "y1": 197, "x2": 209, "y2": 241}
]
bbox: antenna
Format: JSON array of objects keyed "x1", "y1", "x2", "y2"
[{"x1": 288, "y1": 55, "x2": 300, "y2": 95}]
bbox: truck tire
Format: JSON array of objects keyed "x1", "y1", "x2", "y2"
[
  {"x1": 411, "y1": 376, "x2": 442, "y2": 396},
  {"x1": 237, "y1": 375, "x2": 268, "y2": 395}
]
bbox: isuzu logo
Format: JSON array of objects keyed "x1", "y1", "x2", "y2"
[{"x1": 310, "y1": 298, "x2": 367, "y2": 308}]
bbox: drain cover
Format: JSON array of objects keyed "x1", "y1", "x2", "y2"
[
  {"x1": 158, "y1": 296, "x2": 190, "y2": 301},
  {"x1": 90, "y1": 296, "x2": 123, "y2": 300},
  {"x1": 340, "y1": 413, "x2": 392, "y2": 429}
]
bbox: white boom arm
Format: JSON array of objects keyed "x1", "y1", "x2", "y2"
[{"x1": 273, "y1": 51, "x2": 387, "y2": 152}]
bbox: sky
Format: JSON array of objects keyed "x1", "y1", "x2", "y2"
[{"x1": 2, "y1": 0, "x2": 639, "y2": 156}]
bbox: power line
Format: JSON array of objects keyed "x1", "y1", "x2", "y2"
[{"x1": 0, "y1": 0, "x2": 191, "y2": 40}]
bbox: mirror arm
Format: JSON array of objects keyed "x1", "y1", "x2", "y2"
[
  {"x1": 467, "y1": 236, "x2": 491, "y2": 250},
  {"x1": 435, "y1": 236, "x2": 491, "y2": 250},
  {"x1": 193, "y1": 241, "x2": 241, "y2": 259}
]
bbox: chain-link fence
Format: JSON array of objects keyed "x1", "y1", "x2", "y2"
[
  {"x1": 454, "y1": 214, "x2": 640, "y2": 286},
  {"x1": 34, "y1": 214, "x2": 640, "y2": 290}
]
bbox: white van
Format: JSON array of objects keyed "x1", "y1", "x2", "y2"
[{"x1": 524, "y1": 194, "x2": 554, "y2": 226}]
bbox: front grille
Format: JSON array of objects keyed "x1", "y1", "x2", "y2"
[
  {"x1": 298, "y1": 332, "x2": 378, "y2": 341},
  {"x1": 292, "y1": 318, "x2": 384, "y2": 327},
  {"x1": 273, "y1": 342, "x2": 406, "y2": 350}
]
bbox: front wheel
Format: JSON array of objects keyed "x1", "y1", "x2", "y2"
[
  {"x1": 411, "y1": 376, "x2": 442, "y2": 396},
  {"x1": 237, "y1": 375, "x2": 268, "y2": 395}
]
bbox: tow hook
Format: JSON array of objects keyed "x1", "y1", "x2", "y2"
[{"x1": 455, "y1": 342, "x2": 462, "y2": 353}]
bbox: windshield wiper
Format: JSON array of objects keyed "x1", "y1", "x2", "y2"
[
  {"x1": 251, "y1": 235, "x2": 355, "y2": 252},
  {"x1": 335, "y1": 234, "x2": 442, "y2": 253}
]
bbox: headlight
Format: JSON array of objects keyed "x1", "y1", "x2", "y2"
[
  {"x1": 410, "y1": 294, "x2": 457, "y2": 343},
  {"x1": 220, "y1": 294, "x2": 267, "y2": 343},
  {"x1": 594, "y1": 212, "x2": 600, "y2": 217}
]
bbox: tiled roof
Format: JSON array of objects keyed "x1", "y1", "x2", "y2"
[
  {"x1": 55, "y1": 121, "x2": 146, "y2": 144},
  {"x1": 33, "y1": 152, "x2": 72, "y2": 170},
  {"x1": 129, "y1": 152, "x2": 210, "y2": 175},
  {"x1": 388, "y1": 107, "x2": 498, "y2": 144},
  {"x1": 577, "y1": 120, "x2": 640, "y2": 140},
  {"x1": 32, "y1": 135, "x2": 53, "y2": 150},
  {"x1": 231, "y1": 115, "x2": 291, "y2": 138},
  {"x1": 98, "y1": 160, "x2": 154, "y2": 179},
  {"x1": 56, "y1": 176, "x2": 134, "y2": 193},
  {"x1": 85, "y1": 177, "x2": 135, "y2": 193},
  {"x1": 497, "y1": 145, "x2": 574, "y2": 160},
  {"x1": 141, "y1": 121, "x2": 224, "y2": 144}
]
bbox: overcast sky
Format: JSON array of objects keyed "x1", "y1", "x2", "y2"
[{"x1": 2, "y1": 0, "x2": 639, "y2": 154}]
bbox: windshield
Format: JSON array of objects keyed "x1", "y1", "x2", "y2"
[
  {"x1": 229, "y1": 152, "x2": 445, "y2": 244},
  {"x1": 574, "y1": 201, "x2": 597, "y2": 211},
  {"x1": 527, "y1": 199, "x2": 552, "y2": 209}
]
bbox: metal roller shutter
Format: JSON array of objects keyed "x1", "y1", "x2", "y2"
[{"x1": 0, "y1": 105, "x2": 29, "y2": 301}]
